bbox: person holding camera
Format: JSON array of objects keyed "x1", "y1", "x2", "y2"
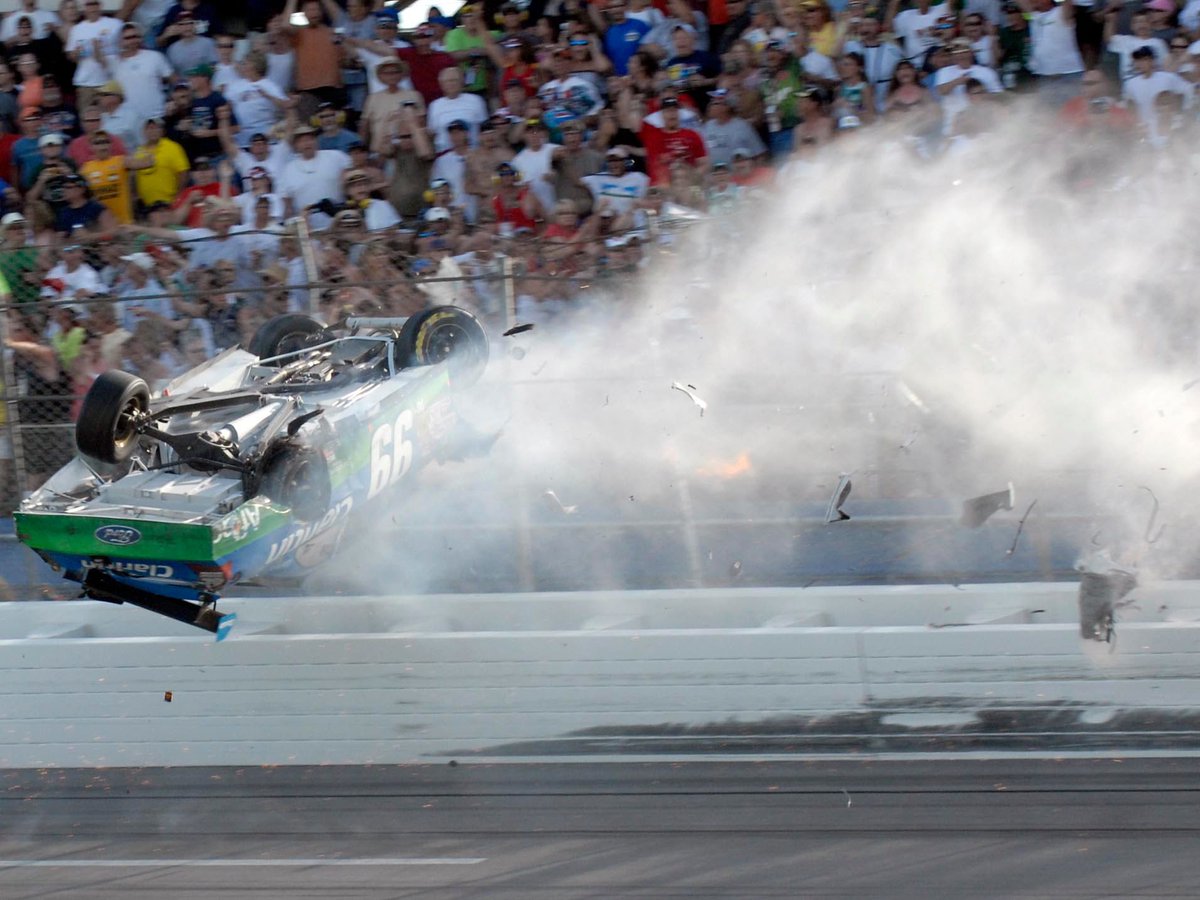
[{"x1": 360, "y1": 58, "x2": 424, "y2": 156}]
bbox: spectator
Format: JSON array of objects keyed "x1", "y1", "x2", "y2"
[
  {"x1": 169, "y1": 155, "x2": 234, "y2": 226},
  {"x1": 4, "y1": 312, "x2": 72, "y2": 489},
  {"x1": 793, "y1": 89, "x2": 834, "y2": 146},
  {"x1": 538, "y1": 45, "x2": 604, "y2": 132},
  {"x1": 224, "y1": 127, "x2": 289, "y2": 191},
  {"x1": 431, "y1": 118, "x2": 471, "y2": 216},
  {"x1": 262, "y1": 15, "x2": 295, "y2": 93},
  {"x1": 934, "y1": 39, "x2": 1002, "y2": 129},
  {"x1": 845, "y1": 17, "x2": 904, "y2": 113},
  {"x1": 759, "y1": 40, "x2": 806, "y2": 156},
  {"x1": 960, "y1": 12, "x2": 997, "y2": 68},
  {"x1": 700, "y1": 87, "x2": 764, "y2": 166},
  {"x1": 27, "y1": 130, "x2": 78, "y2": 209},
  {"x1": 444, "y1": 4, "x2": 498, "y2": 97},
  {"x1": 280, "y1": 0, "x2": 344, "y2": 118},
  {"x1": 428, "y1": 66, "x2": 488, "y2": 151},
  {"x1": 997, "y1": 2, "x2": 1033, "y2": 90},
  {"x1": 113, "y1": 251, "x2": 170, "y2": 332},
  {"x1": 14, "y1": 51, "x2": 46, "y2": 108},
  {"x1": 79, "y1": 129, "x2": 134, "y2": 223},
  {"x1": 210, "y1": 31, "x2": 239, "y2": 93},
  {"x1": 1, "y1": 1, "x2": 60, "y2": 43},
  {"x1": 345, "y1": 10, "x2": 408, "y2": 94},
  {"x1": 1123, "y1": 43, "x2": 1191, "y2": 140},
  {"x1": 1060, "y1": 68, "x2": 1137, "y2": 131},
  {"x1": 490, "y1": 160, "x2": 541, "y2": 234},
  {"x1": 232, "y1": 165, "x2": 283, "y2": 223},
  {"x1": 665, "y1": 23, "x2": 720, "y2": 110},
  {"x1": 12, "y1": 108, "x2": 46, "y2": 189},
  {"x1": 44, "y1": 241, "x2": 100, "y2": 298},
  {"x1": 68, "y1": 103, "x2": 126, "y2": 165},
  {"x1": 113, "y1": 22, "x2": 173, "y2": 121},
  {"x1": 551, "y1": 119, "x2": 603, "y2": 216},
  {"x1": 66, "y1": 0, "x2": 122, "y2": 110},
  {"x1": 1105, "y1": 8, "x2": 1168, "y2": 83},
  {"x1": 0, "y1": 61, "x2": 19, "y2": 131},
  {"x1": 314, "y1": 102, "x2": 360, "y2": 152},
  {"x1": 1016, "y1": 0, "x2": 1084, "y2": 102},
  {"x1": 646, "y1": 0, "x2": 710, "y2": 58},
  {"x1": 130, "y1": 116, "x2": 190, "y2": 209},
  {"x1": 359, "y1": 58, "x2": 424, "y2": 156},
  {"x1": 581, "y1": 145, "x2": 649, "y2": 215},
  {"x1": 397, "y1": 22, "x2": 457, "y2": 104},
  {"x1": 165, "y1": 10, "x2": 216, "y2": 76},
  {"x1": 38, "y1": 74, "x2": 76, "y2": 136},
  {"x1": 383, "y1": 110, "x2": 434, "y2": 218},
  {"x1": 177, "y1": 63, "x2": 234, "y2": 162},
  {"x1": 886, "y1": 0, "x2": 953, "y2": 63},
  {"x1": 0, "y1": 212, "x2": 39, "y2": 304},
  {"x1": 278, "y1": 123, "x2": 350, "y2": 222},
  {"x1": 513, "y1": 118, "x2": 559, "y2": 212},
  {"x1": 464, "y1": 120, "x2": 513, "y2": 221},
  {"x1": 85, "y1": 297, "x2": 131, "y2": 368},
  {"x1": 53, "y1": 171, "x2": 114, "y2": 235},
  {"x1": 343, "y1": 167, "x2": 400, "y2": 231},
  {"x1": 158, "y1": 0, "x2": 220, "y2": 45},
  {"x1": 224, "y1": 52, "x2": 289, "y2": 149},
  {"x1": 97, "y1": 80, "x2": 145, "y2": 154},
  {"x1": 603, "y1": 0, "x2": 652, "y2": 76}
]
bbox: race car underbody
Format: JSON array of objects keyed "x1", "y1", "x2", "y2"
[{"x1": 15, "y1": 307, "x2": 492, "y2": 638}]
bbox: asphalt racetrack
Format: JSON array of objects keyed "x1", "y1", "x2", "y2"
[{"x1": 3, "y1": 758, "x2": 1200, "y2": 899}]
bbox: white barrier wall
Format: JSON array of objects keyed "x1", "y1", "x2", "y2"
[{"x1": 2, "y1": 585, "x2": 1200, "y2": 767}]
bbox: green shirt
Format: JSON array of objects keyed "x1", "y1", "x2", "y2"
[{"x1": 0, "y1": 245, "x2": 38, "y2": 305}]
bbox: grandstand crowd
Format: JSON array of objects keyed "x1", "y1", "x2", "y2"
[{"x1": 0, "y1": 0, "x2": 1191, "y2": 495}]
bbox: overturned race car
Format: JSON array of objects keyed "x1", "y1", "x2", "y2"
[{"x1": 15, "y1": 306, "x2": 492, "y2": 639}]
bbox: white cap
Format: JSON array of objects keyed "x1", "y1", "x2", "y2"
[
  {"x1": 0, "y1": 212, "x2": 25, "y2": 228},
  {"x1": 38, "y1": 132, "x2": 64, "y2": 148},
  {"x1": 120, "y1": 252, "x2": 155, "y2": 271},
  {"x1": 425, "y1": 206, "x2": 451, "y2": 222}
]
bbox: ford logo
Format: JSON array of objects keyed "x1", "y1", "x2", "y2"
[{"x1": 95, "y1": 525, "x2": 142, "y2": 546}]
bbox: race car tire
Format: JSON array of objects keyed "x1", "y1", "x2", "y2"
[
  {"x1": 261, "y1": 445, "x2": 331, "y2": 523},
  {"x1": 248, "y1": 314, "x2": 326, "y2": 364},
  {"x1": 397, "y1": 306, "x2": 489, "y2": 386},
  {"x1": 75, "y1": 370, "x2": 150, "y2": 465}
]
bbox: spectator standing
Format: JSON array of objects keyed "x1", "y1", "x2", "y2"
[
  {"x1": 53, "y1": 171, "x2": 115, "y2": 236},
  {"x1": 646, "y1": 0, "x2": 710, "y2": 57},
  {"x1": 44, "y1": 241, "x2": 100, "y2": 298},
  {"x1": 443, "y1": 4, "x2": 498, "y2": 97},
  {"x1": 0, "y1": 212, "x2": 39, "y2": 304},
  {"x1": 79, "y1": 128, "x2": 133, "y2": 222},
  {"x1": 163, "y1": 10, "x2": 215, "y2": 76},
  {"x1": 112, "y1": 21, "x2": 173, "y2": 120},
  {"x1": 346, "y1": 10, "x2": 409, "y2": 94},
  {"x1": 431, "y1": 118, "x2": 472, "y2": 217},
  {"x1": 513, "y1": 118, "x2": 559, "y2": 212},
  {"x1": 278, "y1": 123, "x2": 350, "y2": 221},
  {"x1": 551, "y1": 119, "x2": 603, "y2": 216},
  {"x1": 581, "y1": 145, "x2": 648, "y2": 215},
  {"x1": 666, "y1": 23, "x2": 721, "y2": 110},
  {"x1": 630, "y1": 94, "x2": 707, "y2": 185},
  {"x1": 998, "y1": 1, "x2": 1034, "y2": 90},
  {"x1": 1060, "y1": 67, "x2": 1136, "y2": 130},
  {"x1": 158, "y1": 0, "x2": 220, "y2": 45},
  {"x1": 1, "y1": 1, "x2": 60, "y2": 43},
  {"x1": 1105, "y1": 9, "x2": 1168, "y2": 82},
  {"x1": 224, "y1": 127, "x2": 290, "y2": 191},
  {"x1": 262, "y1": 16, "x2": 295, "y2": 93},
  {"x1": 66, "y1": 0, "x2": 122, "y2": 111},
  {"x1": 280, "y1": 0, "x2": 344, "y2": 118},
  {"x1": 232, "y1": 165, "x2": 283, "y2": 223},
  {"x1": 359, "y1": 58, "x2": 424, "y2": 156},
  {"x1": 12, "y1": 107, "x2": 44, "y2": 189},
  {"x1": 382, "y1": 108, "x2": 433, "y2": 218},
  {"x1": 489, "y1": 160, "x2": 541, "y2": 234},
  {"x1": 67, "y1": 102, "x2": 120, "y2": 166},
  {"x1": 177, "y1": 63, "x2": 234, "y2": 162},
  {"x1": 169, "y1": 155, "x2": 233, "y2": 226},
  {"x1": 336, "y1": 0, "x2": 376, "y2": 116},
  {"x1": 97, "y1": 80, "x2": 141, "y2": 152},
  {"x1": 224, "y1": 52, "x2": 289, "y2": 148},
  {"x1": 427, "y1": 66, "x2": 488, "y2": 151},
  {"x1": 886, "y1": 0, "x2": 952, "y2": 63},
  {"x1": 463, "y1": 119, "x2": 512, "y2": 221},
  {"x1": 130, "y1": 116, "x2": 189, "y2": 208},
  {"x1": 538, "y1": 46, "x2": 604, "y2": 131},
  {"x1": 759, "y1": 40, "x2": 806, "y2": 156},
  {"x1": 1016, "y1": 0, "x2": 1084, "y2": 102},
  {"x1": 934, "y1": 39, "x2": 1003, "y2": 128},
  {"x1": 397, "y1": 22, "x2": 457, "y2": 104},
  {"x1": 1123, "y1": 43, "x2": 1191, "y2": 139},
  {"x1": 315, "y1": 102, "x2": 360, "y2": 152},
  {"x1": 343, "y1": 167, "x2": 400, "y2": 231},
  {"x1": 210, "y1": 30, "x2": 238, "y2": 92},
  {"x1": 699, "y1": 87, "x2": 764, "y2": 165},
  {"x1": 602, "y1": 0, "x2": 651, "y2": 76},
  {"x1": 718, "y1": 0, "x2": 751, "y2": 56}
]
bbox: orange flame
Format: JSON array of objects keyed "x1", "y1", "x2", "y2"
[{"x1": 695, "y1": 452, "x2": 753, "y2": 479}]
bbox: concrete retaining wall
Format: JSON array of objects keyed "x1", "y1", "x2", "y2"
[{"x1": 2, "y1": 584, "x2": 1199, "y2": 767}]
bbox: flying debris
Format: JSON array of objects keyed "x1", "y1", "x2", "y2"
[
  {"x1": 542, "y1": 490, "x2": 578, "y2": 515},
  {"x1": 824, "y1": 474, "x2": 852, "y2": 523},
  {"x1": 670, "y1": 382, "x2": 707, "y2": 416},
  {"x1": 1005, "y1": 500, "x2": 1038, "y2": 556},
  {"x1": 163, "y1": 691, "x2": 173, "y2": 703},
  {"x1": 960, "y1": 484, "x2": 1015, "y2": 528},
  {"x1": 729, "y1": 560, "x2": 743, "y2": 578},
  {"x1": 1077, "y1": 559, "x2": 1137, "y2": 644},
  {"x1": 503, "y1": 323, "x2": 535, "y2": 337}
]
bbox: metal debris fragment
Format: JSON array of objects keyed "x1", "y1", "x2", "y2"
[
  {"x1": 670, "y1": 382, "x2": 707, "y2": 416},
  {"x1": 1078, "y1": 566, "x2": 1136, "y2": 644},
  {"x1": 1139, "y1": 486, "x2": 1166, "y2": 544},
  {"x1": 729, "y1": 560, "x2": 742, "y2": 578},
  {"x1": 824, "y1": 474, "x2": 852, "y2": 523},
  {"x1": 163, "y1": 692, "x2": 173, "y2": 703},
  {"x1": 1006, "y1": 499, "x2": 1038, "y2": 557},
  {"x1": 542, "y1": 490, "x2": 577, "y2": 515},
  {"x1": 960, "y1": 483, "x2": 1014, "y2": 528},
  {"x1": 503, "y1": 323, "x2": 536, "y2": 337},
  {"x1": 842, "y1": 789, "x2": 852, "y2": 808}
]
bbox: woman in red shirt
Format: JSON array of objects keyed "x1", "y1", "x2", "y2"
[{"x1": 490, "y1": 161, "x2": 543, "y2": 234}]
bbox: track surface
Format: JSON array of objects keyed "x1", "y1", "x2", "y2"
[{"x1": 3, "y1": 758, "x2": 1199, "y2": 898}]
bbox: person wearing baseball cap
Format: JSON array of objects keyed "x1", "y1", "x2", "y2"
[
  {"x1": 396, "y1": 21, "x2": 458, "y2": 105},
  {"x1": 68, "y1": 0, "x2": 123, "y2": 111},
  {"x1": 700, "y1": 86, "x2": 766, "y2": 167},
  {"x1": 129, "y1": 115, "x2": 190, "y2": 208}
]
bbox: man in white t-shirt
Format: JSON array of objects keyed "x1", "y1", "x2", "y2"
[
  {"x1": 1105, "y1": 8, "x2": 1168, "y2": 82},
  {"x1": 845, "y1": 17, "x2": 904, "y2": 111},
  {"x1": 0, "y1": 0, "x2": 58, "y2": 41},
  {"x1": 885, "y1": 0, "x2": 953, "y2": 62},
  {"x1": 278, "y1": 125, "x2": 351, "y2": 224},
  {"x1": 1016, "y1": 0, "x2": 1083, "y2": 101},
  {"x1": 112, "y1": 22, "x2": 173, "y2": 120},
  {"x1": 430, "y1": 121, "x2": 472, "y2": 220},
  {"x1": 426, "y1": 67, "x2": 488, "y2": 152},
  {"x1": 224, "y1": 53, "x2": 290, "y2": 148},
  {"x1": 1123, "y1": 44, "x2": 1192, "y2": 141},
  {"x1": 66, "y1": 0, "x2": 124, "y2": 109},
  {"x1": 227, "y1": 132, "x2": 292, "y2": 191},
  {"x1": 513, "y1": 119, "x2": 560, "y2": 214},
  {"x1": 935, "y1": 39, "x2": 1004, "y2": 127},
  {"x1": 581, "y1": 148, "x2": 649, "y2": 215}
]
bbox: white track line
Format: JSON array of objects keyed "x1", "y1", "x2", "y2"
[{"x1": 0, "y1": 858, "x2": 486, "y2": 867}]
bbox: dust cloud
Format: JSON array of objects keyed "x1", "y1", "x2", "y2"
[{"x1": 309, "y1": 103, "x2": 1200, "y2": 598}]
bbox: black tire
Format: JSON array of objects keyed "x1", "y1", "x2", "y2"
[
  {"x1": 248, "y1": 314, "x2": 326, "y2": 364},
  {"x1": 76, "y1": 370, "x2": 150, "y2": 465},
  {"x1": 261, "y1": 445, "x2": 331, "y2": 523},
  {"x1": 397, "y1": 306, "x2": 489, "y2": 386}
]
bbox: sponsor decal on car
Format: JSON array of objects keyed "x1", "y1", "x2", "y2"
[
  {"x1": 263, "y1": 497, "x2": 354, "y2": 568},
  {"x1": 81, "y1": 559, "x2": 176, "y2": 579},
  {"x1": 94, "y1": 524, "x2": 142, "y2": 546}
]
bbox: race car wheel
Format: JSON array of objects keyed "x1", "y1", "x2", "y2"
[
  {"x1": 76, "y1": 370, "x2": 150, "y2": 465},
  {"x1": 261, "y1": 445, "x2": 331, "y2": 523},
  {"x1": 248, "y1": 314, "x2": 326, "y2": 364},
  {"x1": 397, "y1": 306, "x2": 489, "y2": 386}
]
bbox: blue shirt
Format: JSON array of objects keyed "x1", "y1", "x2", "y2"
[{"x1": 604, "y1": 19, "x2": 651, "y2": 76}]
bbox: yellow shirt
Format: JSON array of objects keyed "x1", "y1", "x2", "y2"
[
  {"x1": 132, "y1": 138, "x2": 190, "y2": 207},
  {"x1": 81, "y1": 154, "x2": 133, "y2": 224}
]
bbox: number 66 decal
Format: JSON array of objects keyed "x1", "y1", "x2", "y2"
[{"x1": 368, "y1": 409, "x2": 414, "y2": 499}]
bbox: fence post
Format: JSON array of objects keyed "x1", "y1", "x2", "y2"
[
  {"x1": 0, "y1": 309, "x2": 28, "y2": 508},
  {"x1": 501, "y1": 255, "x2": 516, "y2": 331},
  {"x1": 294, "y1": 217, "x2": 321, "y2": 317}
]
